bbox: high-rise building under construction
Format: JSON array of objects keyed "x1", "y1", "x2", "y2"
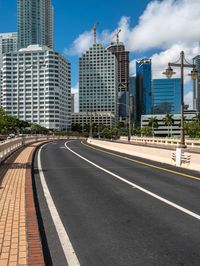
[{"x1": 107, "y1": 42, "x2": 129, "y2": 120}]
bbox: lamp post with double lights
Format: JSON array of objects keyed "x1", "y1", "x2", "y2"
[{"x1": 163, "y1": 51, "x2": 198, "y2": 148}]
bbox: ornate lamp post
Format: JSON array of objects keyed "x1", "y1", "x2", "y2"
[{"x1": 163, "y1": 51, "x2": 198, "y2": 148}]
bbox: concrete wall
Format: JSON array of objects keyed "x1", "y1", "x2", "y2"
[{"x1": 87, "y1": 138, "x2": 200, "y2": 173}]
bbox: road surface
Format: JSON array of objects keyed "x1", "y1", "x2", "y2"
[{"x1": 34, "y1": 140, "x2": 200, "y2": 266}]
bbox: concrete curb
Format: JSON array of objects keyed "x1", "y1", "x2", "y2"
[
  {"x1": 25, "y1": 143, "x2": 46, "y2": 266},
  {"x1": 88, "y1": 139, "x2": 200, "y2": 173}
]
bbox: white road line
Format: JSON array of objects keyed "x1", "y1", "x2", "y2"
[
  {"x1": 65, "y1": 141, "x2": 200, "y2": 221},
  {"x1": 38, "y1": 144, "x2": 80, "y2": 266}
]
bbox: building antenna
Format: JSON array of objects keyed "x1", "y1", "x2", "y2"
[{"x1": 92, "y1": 22, "x2": 99, "y2": 44}]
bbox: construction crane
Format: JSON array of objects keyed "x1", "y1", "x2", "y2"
[
  {"x1": 113, "y1": 29, "x2": 121, "y2": 45},
  {"x1": 92, "y1": 22, "x2": 99, "y2": 44}
]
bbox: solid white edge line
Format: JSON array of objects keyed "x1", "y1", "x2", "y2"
[
  {"x1": 38, "y1": 143, "x2": 80, "y2": 266},
  {"x1": 65, "y1": 141, "x2": 200, "y2": 221}
]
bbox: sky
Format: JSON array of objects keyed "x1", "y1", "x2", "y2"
[{"x1": 0, "y1": 0, "x2": 200, "y2": 108}]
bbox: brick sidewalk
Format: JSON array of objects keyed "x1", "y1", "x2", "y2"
[{"x1": 0, "y1": 143, "x2": 45, "y2": 266}]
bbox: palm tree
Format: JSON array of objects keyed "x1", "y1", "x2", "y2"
[
  {"x1": 193, "y1": 112, "x2": 200, "y2": 125},
  {"x1": 148, "y1": 116, "x2": 158, "y2": 138},
  {"x1": 163, "y1": 114, "x2": 174, "y2": 137}
]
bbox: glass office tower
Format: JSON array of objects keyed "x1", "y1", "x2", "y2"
[
  {"x1": 193, "y1": 55, "x2": 200, "y2": 112},
  {"x1": 152, "y1": 78, "x2": 181, "y2": 114},
  {"x1": 135, "y1": 59, "x2": 152, "y2": 124}
]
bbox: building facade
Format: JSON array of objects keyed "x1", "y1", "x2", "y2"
[
  {"x1": 193, "y1": 55, "x2": 200, "y2": 112},
  {"x1": 107, "y1": 42, "x2": 129, "y2": 120},
  {"x1": 72, "y1": 112, "x2": 115, "y2": 128},
  {"x1": 79, "y1": 43, "x2": 117, "y2": 117},
  {"x1": 71, "y1": 93, "x2": 75, "y2": 113},
  {"x1": 1, "y1": 45, "x2": 71, "y2": 130},
  {"x1": 136, "y1": 59, "x2": 152, "y2": 124},
  {"x1": 152, "y1": 78, "x2": 181, "y2": 114},
  {"x1": 141, "y1": 112, "x2": 198, "y2": 137},
  {"x1": 17, "y1": 0, "x2": 54, "y2": 49},
  {"x1": 0, "y1": 33, "x2": 18, "y2": 67},
  {"x1": 129, "y1": 76, "x2": 136, "y2": 124}
]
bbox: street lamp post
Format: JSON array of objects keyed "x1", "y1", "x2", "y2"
[
  {"x1": 118, "y1": 97, "x2": 132, "y2": 142},
  {"x1": 89, "y1": 111, "x2": 93, "y2": 138},
  {"x1": 163, "y1": 51, "x2": 198, "y2": 148}
]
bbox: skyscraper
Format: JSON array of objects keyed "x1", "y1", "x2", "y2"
[
  {"x1": 0, "y1": 33, "x2": 17, "y2": 67},
  {"x1": 107, "y1": 42, "x2": 129, "y2": 120},
  {"x1": 17, "y1": 0, "x2": 54, "y2": 49},
  {"x1": 1, "y1": 45, "x2": 71, "y2": 130},
  {"x1": 152, "y1": 78, "x2": 181, "y2": 114},
  {"x1": 79, "y1": 43, "x2": 117, "y2": 115},
  {"x1": 193, "y1": 55, "x2": 200, "y2": 112},
  {"x1": 135, "y1": 59, "x2": 152, "y2": 124}
]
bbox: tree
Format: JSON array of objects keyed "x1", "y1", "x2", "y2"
[
  {"x1": 184, "y1": 121, "x2": 200, "y2": 138},
  {"x1": 0, "y1": 108, "x2": 7, "y2": 134},
  {"x1": 101, "y1": 128, "x2": 111, "y2": 139},
  {"x1": 141, "y1": 126, "x2": 152, "y2": 137},
  {"x1": 193, "y1": 112, "x2": 200, "y2": 125},
  {"x1": 133, "y1": 127, "x2": 141, "y2": 136},
  {"x1": 111, "y1": 127, "x2": 119, "y2": 139},
  {"x1": 148, "y1": 116, "x2": 158, "y2": 137},
  {"x1": 71, "y1": 123, "x2": 82, "y2": 133},
  {"x1": 31, "y1": 123, "x2": 48, "y2": 134},
  {"x1": 163, "y1": 114, "x2": 174, "y2": 137}
]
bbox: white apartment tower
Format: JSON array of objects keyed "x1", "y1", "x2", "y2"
[
  {"x1": 1, "y1": 45, "x2": 71, "y2": 130},
  {"x1": 17, "y1": 0, "x2": 54, "y2": 49},
  {"x1": 79, "y1": 43, "x2": 117, "y2": 116}
]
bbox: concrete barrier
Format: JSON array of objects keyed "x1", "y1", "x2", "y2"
[{"x1": 87, "y1": 138, "x2": 200, "y2": 173}]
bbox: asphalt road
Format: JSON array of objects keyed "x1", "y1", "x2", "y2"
[{"x1": 34, "y1": 140, "x2": 200, "y2": 266}]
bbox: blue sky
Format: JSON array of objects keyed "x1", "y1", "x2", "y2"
[
  {"x1": 0, "y1": 0, "x2": 200, "y2": 107},
  {"x1": 0, "y1": 0, "x2": 150, "y2": 85}
]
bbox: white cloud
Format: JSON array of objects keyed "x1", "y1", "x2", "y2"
[
  {"x1": 65, "y1": 0, "x2": 200, "y2": 56},
  {"x1": 66, "y1": 0, "x2": 200, "y2": 101},
  {"x1": 128, "y1": 0, "x2": 200, "y2": 52},
  {"x1": 71, "y1": 82, "x2": 79, "y2": 93},
  {"x1": 185, "y1": 91, "x2": 193, "y2": 109},
  {"x1": 150, "y1": 43, "x2": 200, "y2": 80},
  {"x1": 65, "y1": 32, "x2": 93, "y2": 56}
]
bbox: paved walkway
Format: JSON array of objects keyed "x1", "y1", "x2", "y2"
[{"x1": 0, "y1": 143, "x2": 44, "y2": 266}]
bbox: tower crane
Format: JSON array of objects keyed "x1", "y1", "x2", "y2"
[
  {"x1": 113, "y1": 29, "x2": 121, "y2": 45},
  {"x1": 92, "y1": 22, "x2": 99, "y2": 44}
]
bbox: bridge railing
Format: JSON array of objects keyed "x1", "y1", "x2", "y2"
[
  {"x1": 120, "y1": 136, "x2": 200, "y2": 149},
  {"x1": 0, "y1": 135, "x2": 85, "y2": 164}
]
